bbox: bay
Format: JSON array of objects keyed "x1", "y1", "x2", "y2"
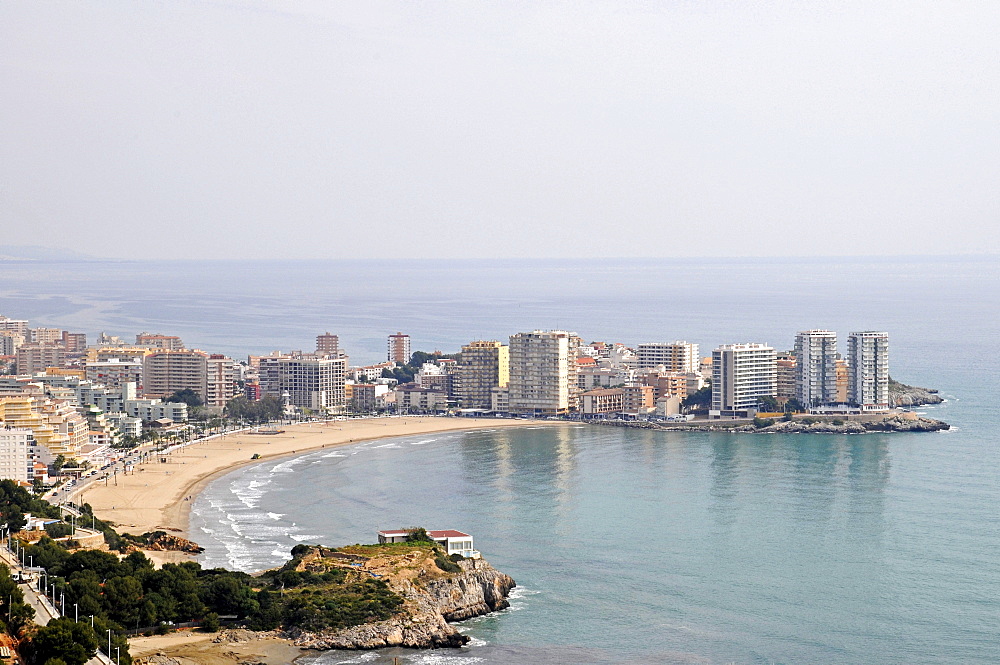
[{"x1": 3, "y1": 256, "x2": 998, "y2": 664}]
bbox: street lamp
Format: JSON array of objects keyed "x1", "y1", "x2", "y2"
[
  {"x1": 74, "y1": 603, "x2": 78, "y2": 622},
  {"x1": 107, "y1": 629, "x2": 111, "y2": 659}
]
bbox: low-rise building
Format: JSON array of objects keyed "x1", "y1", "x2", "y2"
[
  {"x1": 395, "y1": 384, "x2": 448, "y2": 413},
  {"x1": 377, "y1": 529, "x2": 478, "y2": 558},
  {"x1": 580, "y1": 388, "x2": 625, "y2": 416}
]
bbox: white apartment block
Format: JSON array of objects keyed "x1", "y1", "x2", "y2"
[
  {"x1": 123, "y1": 399, "x2": 188, "y2": 423},
  {"x1": 637, "y1": 341, "x2": 700, "y2": 373},
  {"x1": 0, "y1": 427, "x2": 34, "y2": 483},
  {"x1": 277, "y1": 357, "x2": 347, "y2": 412},
  {"x1": 848, "y1": 331, "x2": 890, "y2": 411},
  {"x1": 711, "y1": 343, "x2": 777, "y2": 415},
  {"x1": 507, "y1": 330, "x2": 580, "y2": 415},
  {"x1": 794, "y1": 330, "x2": 839, "y2": 408}
]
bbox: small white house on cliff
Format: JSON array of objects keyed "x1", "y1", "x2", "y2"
[{"x1": 377, "y1": 529, "x2": 480, "y2": 559}]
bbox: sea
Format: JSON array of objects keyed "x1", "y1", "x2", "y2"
[{"x1": 2, "y1": 256, "x2": 998, "y2": 665}]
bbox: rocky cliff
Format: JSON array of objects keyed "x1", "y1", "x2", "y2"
[{"x1": 284, "y1": 546, "x2": 515, "y2": 650}]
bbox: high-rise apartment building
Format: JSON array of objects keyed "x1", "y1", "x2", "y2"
[
  {"x1": 387, "y1": 332, "x2": 411, "y2": 364},
  {"x1": 711, "y1": 343, "x2": 777, "y2": 415},
  {"x1": 16, "y1": 343, "x2": 66, "y2": 375},
  {"x1": 316, "y1": 332, "x2": 342, "y2": 358},
  {"x1": 206, "y1": 354, "x2": 238, "y2": 407},
  {"x1": 61, "y1": 331, "x2": 87, "y2": 353},
  {"x1": 136, "y1": 333, "x2": 186, "y2": 351},
  {"x1": 847, "y1": 331, "x2": 889, "y2": 411},
  {"x1": 507, "y1": 330, "x2": 580, "y2": 415},
  {"x1": 775, "y1": 353, "x2": 797, "y2": 401},
  {"x1": 142, "y1": 350, "x2": 209, "y2": 400},
  {"x1": 794, "y1": 330, "x2": 839, "y2": 408},
  {"x1": 0, "y1": 316, "x2": 29, "y2": 337},
  {"x1": 276, "y1": 357, "x2": 346, "y2": 412},
  {"x1": 0, "y1": 332, "x2": 24, "y2": 356},
  {"x1": 85, "y1": 358, "x2": 144, "y2": 390},
  {"x1": 31, "y1": 328, "x2": 63, "y2": 345},
  {"x1": 636, "y1": 341, "x2": 700, "y2": 373},
  {"x1": 455, "y1": 341, "x2": 509, "y2": 409},
  {"x1": 0, "y1": 427, "x2": 35, "y2": 483}
]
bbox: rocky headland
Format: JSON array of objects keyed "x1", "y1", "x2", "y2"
[
  {"x1": 889, "y1": 378, "x2": 945, "y2": 407},
  {"x1": 281, "y1": 544, "x2": 515, "y2": 650}
]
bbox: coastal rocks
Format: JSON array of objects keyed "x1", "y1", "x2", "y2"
[
  {"x1": 598, "y1": 414, "x2": 950, "y2": 434},
  {"x1": 764, "y1": 415, "x2": 949, "y2": 433},
  {"x1": 889, "y1": 379, "x2": 945, "y2": 407},
  {"x1": 286, "y1": 558, "x2": 515, "y2": 650},
  {"x1": 124, "y1": 531, "x2": 205, "y2": 554}
]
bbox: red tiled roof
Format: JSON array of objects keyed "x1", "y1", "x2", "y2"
[{"x1": 427, "y1": 530, "x2": 470, "y2": 539}]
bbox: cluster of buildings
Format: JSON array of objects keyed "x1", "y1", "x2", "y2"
[
  {"x1": 0, "y1": 313, "x2": 893, "y2": 486},
  {"x1": 0, "y1": 315, "x2": 241, "y2": 484}
]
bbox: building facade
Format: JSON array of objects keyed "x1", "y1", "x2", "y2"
[
  {"x1": 711, "y1": 343, "x2": 777, "y2": 415},
  {"x1": 15, "y1": 343, "x2": 66, "y2": 375},
  {"x1": 0, "y1": 427, "x2": 34, "y2": 483},
  {"x1": 794, "y1": 330, "x2": 839, "y2": 408},
  {"x1": 387, "y1": 332, "x2": 411, "y2": 364},
  {"x1": 316, "y1": 332, "x2": 341, "y2": 357},
  {"x1": 136, "y1": 333, "x2": 185, "y2": 350},
  {"x1": 277, "y1": 357, "x2": 347, "y2": 412},
  {"x1": 847, "y1": 331, "x2": 890, "y2": 411},
  {"x1": 636, "y1": 341, "x2": 700, "y2": 373},
  {"x1": 455, "y1": 340, "x2": 509, "y2": 409},
  {"x1": 142, "y1": 350, "x2": 209, "y2": 400},
  {"x1": 507, "y1": 330, "x2": 580, "y2": 415},
  {"x1": 206, "y1": 354, "x2": 238, "y2": 407},
  {"x1": 85, "y1": 358, "x2": 144, "y2": 390}
]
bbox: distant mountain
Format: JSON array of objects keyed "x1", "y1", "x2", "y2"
[{"x1": 0, "y1": 245, "x2": 94, "y2": 261}]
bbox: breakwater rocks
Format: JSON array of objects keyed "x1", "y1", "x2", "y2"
[
  {"x1": 286, "y1": 552, "x2": 515, "y2": 650},
  {"x1": 599, "y1": 413, "x2": 950, "y2": 434}
]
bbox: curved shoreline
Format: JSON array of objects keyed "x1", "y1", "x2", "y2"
[{"x1": 78, "y1": 417, "x2": 555, "y2": 543}]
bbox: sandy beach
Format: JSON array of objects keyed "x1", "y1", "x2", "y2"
[{"x1": 76, "y1": 417, "x2": 548, "y2": 543}]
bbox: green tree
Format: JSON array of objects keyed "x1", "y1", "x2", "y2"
[
  {"x1": 30, "y1": 617, "x2": 99, "y2": 665},
  {"x1": 785, "y1": 398, "x2": 805, "y2": 413},
  {"x1": 756, "y1": 395, "x2": 780, "y2": 412},
  {"x1": 682, "y1": 386, "x2": 712, "y2": 410},
  {"x1": 165, "y1": 389, "x2": 203, "y2": 408},
  {"x1": 200, "y1": 611, "x2": 221, "y2": 632},
  {"x1": 103, "y1": 576, "x2": 144, "y2": 626}
]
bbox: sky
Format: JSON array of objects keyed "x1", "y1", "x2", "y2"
[{"x1": 1, "y1": 1, "x2": 999, "y2": 260}]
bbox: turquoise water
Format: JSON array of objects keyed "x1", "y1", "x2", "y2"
[
  {"x1": 191, "y1": 387, "x2": 998, "y2": 664},
  {"x1": 4, "y1": 256, "x2": 998, "y2": 663}
]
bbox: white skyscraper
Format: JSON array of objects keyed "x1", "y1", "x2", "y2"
[
  {"x1": 711, "y1": 343, "x2": 777, "y2": 415},
  {"x1": 847, "y1": 331, "x2": 889, "y2": 411},
  {"x1": 794, "y1": 330, "x2": 839, "y2": 408}
]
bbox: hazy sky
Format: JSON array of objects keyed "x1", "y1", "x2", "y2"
[{"x1": 2, "y1": 1, "x2": 998, "y2": 259}]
